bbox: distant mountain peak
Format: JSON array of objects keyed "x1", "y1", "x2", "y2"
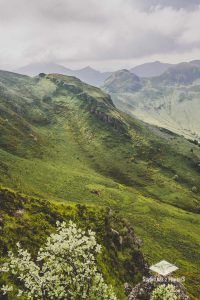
[
  {"x1": 130, "y1": 61, "x2": 172, "y2": 78},
  {"x1": 158, "y1": 61, "x2": 200, "y2": 85},
  {"x1": 81, "y1": 66, "x2": 95, "y2": 71},
  {"x1": 106, "y1": 68, "x2": 140, "y2": 80},
  {"x1": 77, "y1": 66, "x2": 99, "y2": 74},
  {"x1": 190, "y1": 59, "x2": 200, "y2": 66},
  {"x1": 103, "y1": 68, "x2": 142, "y2": 93},
  {"x1": 15, "y1": 63, "x2": 112, "y2": 87},
  {"x1": 16, "y1": 62, "x2": 72, "y2": 77}
]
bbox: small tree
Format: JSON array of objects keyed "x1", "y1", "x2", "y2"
[
  {"x1": 150, "y1": 284, "x2": 178, "y2": 300},
  {"x1": 0, "y1": 221, "x2": 117, "y2": 300}
]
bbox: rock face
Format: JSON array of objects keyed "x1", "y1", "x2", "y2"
[
  {"x1": 90, "y1": 109, "x2": 125, "y2": 132},
  {"x1": 125, "y1": 280, "x2": 189, "y2": 300},
  {"x1": 77, "y1": 92, "x2": 114, "y2": 107}
]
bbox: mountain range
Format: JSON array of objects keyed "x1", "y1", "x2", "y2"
[
  {"x1": 16, "y1": 63, "x2": 111, "y2": 87},
  {"x1": 0, "y1": 70, "x2": 200, "y2": 298},
  {"x1": 15, "y1": 60, "x2": 175, "y2": 87},
  {"x1": 17, "y1": 60, "x2": 200, "y2": 91},
  {"x1": 103, "y1": 61, "x2": 200, "y2": 141}
]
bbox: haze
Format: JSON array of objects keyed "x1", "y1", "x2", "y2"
[{"x1": 0, "y1": 0, "x2": 200, "y2": 71}]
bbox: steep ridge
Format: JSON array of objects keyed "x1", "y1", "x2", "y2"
[
  {"x1": 0, "y1": 71, "x2": 200, "y2": 298},
  {"x1": 103, "y1": 64, "x2": 200, "y2": 141}
]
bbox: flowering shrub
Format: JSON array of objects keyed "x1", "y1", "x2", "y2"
[
  {"x1": 150, "y1": 284, "x2": 178, "y2": 300},
  {"x1": 0, "y1": 221, "x2": 117, "y2": 299}
]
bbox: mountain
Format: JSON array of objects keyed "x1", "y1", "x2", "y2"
[
  {"x1": 130, "y1": 61, "x2": 172, "y2": 77},
  {"x1": 156, "y1": 62, "x2": 200, "y2": 85},
  {"x1": 103, "y1": 69, "x2": 142, "y2": 93},
  {"x1": 0, "y1": 70, "x2": 200, "y2": 298},
  {"x1": 190, "y1": 59, "x2": 200, "y2": 66},
  {"x1": 72, "y1": 66, "x2": 111, "y2": 87},
  {"x1": 16, "y1": 63, "x2": 111, "y2": 87},
  {"x1": 16, "y1": 62, "x2": 73, "y2": 76},
  {"x1": 103, "y1": 63, "x2": 200, "y2": 141}
]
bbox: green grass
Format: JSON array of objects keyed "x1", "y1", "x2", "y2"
[
  {"x1": 0, "y1": 186, "x2": 145, "y2": 299},
  {"x1": 0, "y1": 71, "x2": 200, "y2": 298}
]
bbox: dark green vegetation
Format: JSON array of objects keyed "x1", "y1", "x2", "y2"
[
  {"x1": 0, "y1": 70, "x2": 200, "y2": 298},
  {"x1": 0, "y1": 186, "x2": 145, "y2": 299}
]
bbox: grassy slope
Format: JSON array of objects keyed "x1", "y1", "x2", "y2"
[
  {"x1": 0, "y1": 186, "x2": 145, "y2": 299},
  {"x1": 103, "y1": 67, "x2": 200, "y2": 140},
  {"x1": 0, "y1": 71, "x2": 200, "y2": 298}
]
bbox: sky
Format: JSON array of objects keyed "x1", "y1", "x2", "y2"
[{"x1": 0, "y1": 0, "x2": 200, "y2": 71}]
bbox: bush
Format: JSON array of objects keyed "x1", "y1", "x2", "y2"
[
  {"x1": 39, "y1": 73, "x2": 46, "y2": 78},
  {"x1": 173, "y1": 175, "x2": 179, "y2": 181},
  {"x1": 150, "y1": 284, "x2": 177, "y2": 300},
  {"x1": 0, "y1": 221, "x2": 117, "y2": 300},
  {"x1": 191, "y1": 186, "x2": 198, "y2": 193}
]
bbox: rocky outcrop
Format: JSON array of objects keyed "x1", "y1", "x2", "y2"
[
  {"x1": 62, "y1": 83, "x2": 82, "y2": 94},
  {"x1": 90, "y1": 109, "x2": 126, "y2": 132},
  {"x1": 77, "y1": 92, "x2": 97, "y2": 105},
  {"x1": 50, "y1": 77, "x2": 82, "y2": 94},
  {"x1": 78, "y1": 92, "x2": 114, "y2": 107}
]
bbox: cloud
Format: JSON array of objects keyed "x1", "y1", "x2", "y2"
[
  {"x1": 139, "y1": 0, "x2": 200, "y2": 10},
  {"x1": 0, "y1": 0, "x2": 200, "y2": 70}
]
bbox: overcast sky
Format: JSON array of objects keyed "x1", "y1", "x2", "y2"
[{"x1": 0, "y1": 0, "x2": 200, "y2": 71}]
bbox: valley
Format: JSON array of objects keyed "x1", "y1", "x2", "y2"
[
  {"x1": 103, "y1": 62, "x2": 200, "y2": 141},
  {"x1": 0, "y1": 70, "x2": 200, "y2": 298}
]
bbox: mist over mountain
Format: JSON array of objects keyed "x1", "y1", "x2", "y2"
[
  {"x1": 16, "y1": 62, "x2": 73, "y2": 76},
  {"x1": 130, "y1": 61, "x2": 172, "y2": 78},
  {"x1": 16, "y1": 59, "x2": 200, "y2": 89},
  {"x1": 16, "y1": 63, "x2": 112, "y2": 87},
  {"x1": 156, "y1": 61, "x2": 200, "y2": 85},
  {"x1": 103, "y1": 61, "x2": 200, "y2": 141},
  {"x1": 103, "y1": 69, "x2": 142, "y2": 93}
]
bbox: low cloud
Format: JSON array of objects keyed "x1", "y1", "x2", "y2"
[{"x1": 0, "y1": 0, "x2": 200, "y2": 71}]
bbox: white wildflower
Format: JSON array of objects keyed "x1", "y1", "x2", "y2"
[
  {"x1": 1, "y1": 284, "x2": 13, "y2": 295},
  {"x1": 0, "y1": 221, "x2": 117, "y2": 300}
]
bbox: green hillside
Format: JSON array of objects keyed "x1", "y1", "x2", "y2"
[
  {"x1": 0, "y1": 186, "x2": 145, "y2": 299},
  {"x1": 0, "y1": 70, "x2": 200, "y2": 298},
  {"x1": 103, "y1": 64, "x2": 200, "y2": 141}
]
